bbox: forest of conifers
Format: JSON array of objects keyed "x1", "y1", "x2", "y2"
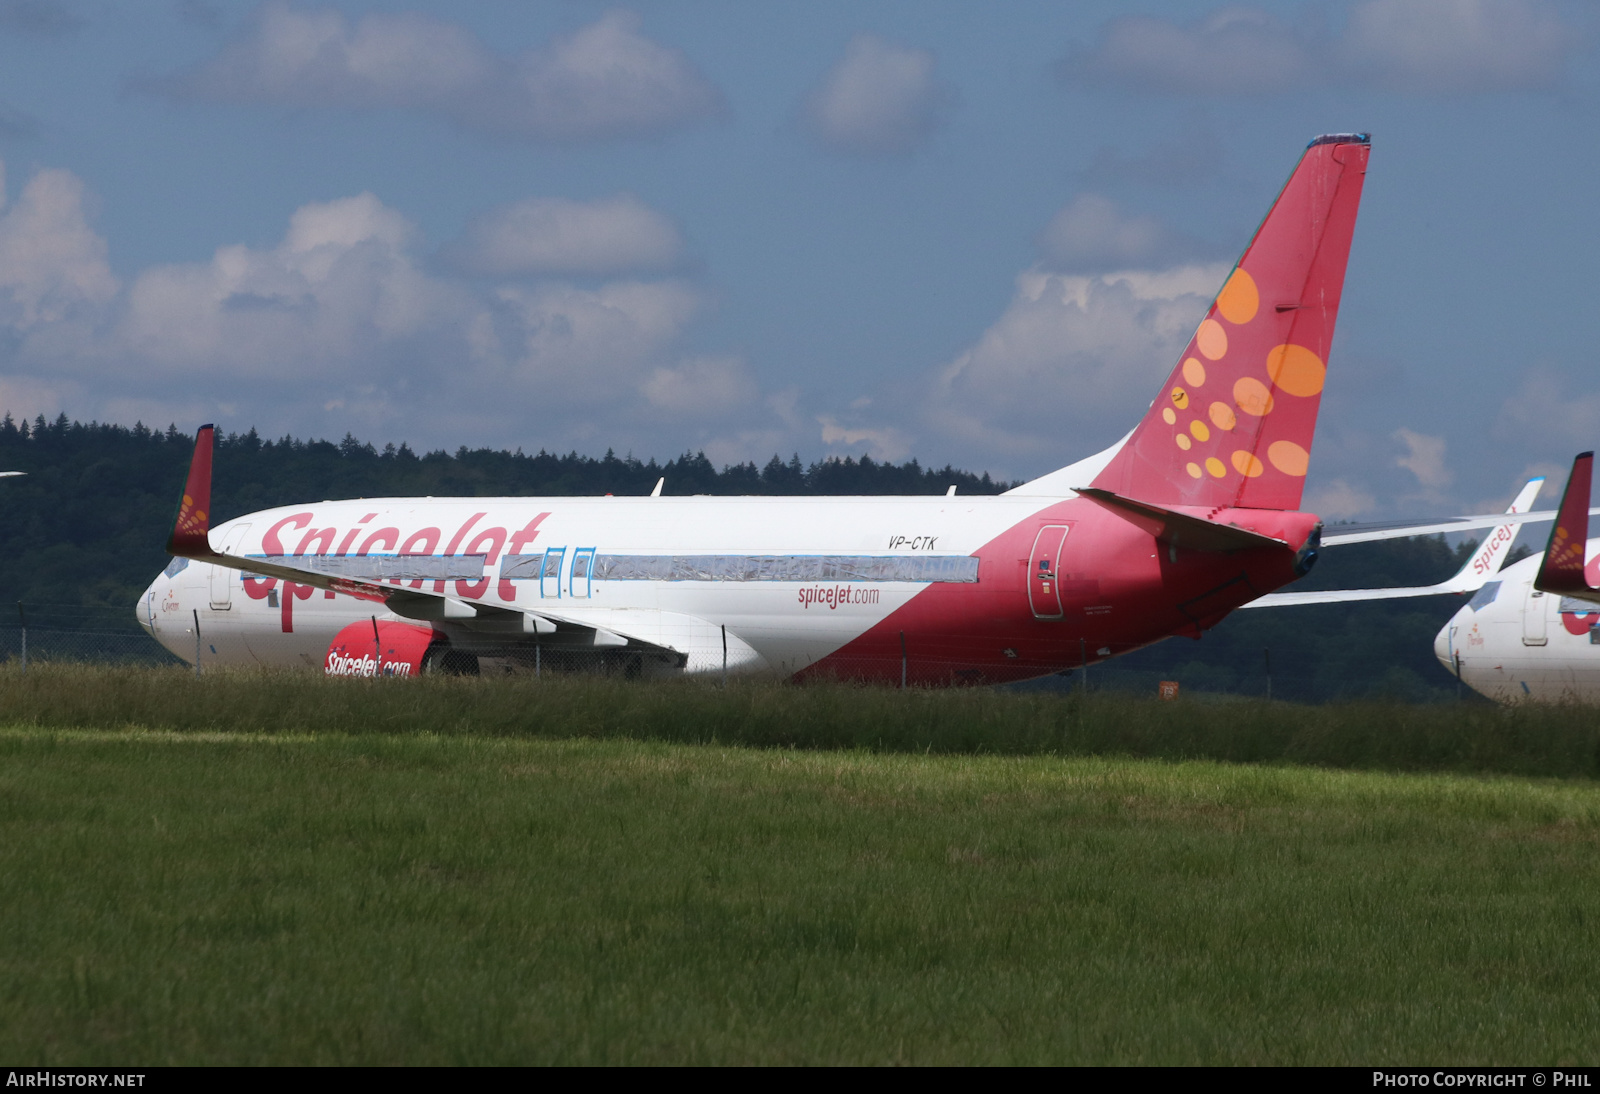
[{"x1": 0, "y1": 412, "x2": 1494, "y2": 701}]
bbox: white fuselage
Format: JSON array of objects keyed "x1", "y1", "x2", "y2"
[
  {"x1": 1434, "y1": 545, "x2": 1600, "y2": 702},
  {"x1": 139, "y1": 492, "x2": 1066, "y2": 677}
]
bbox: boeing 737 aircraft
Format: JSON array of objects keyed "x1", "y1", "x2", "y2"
[
  {"x1": 1437, "y1": 452, "x2": 1600, "y2": 702},
  {"x1": 144, "y1": 134, "x2": 1394, "y2": 683}
]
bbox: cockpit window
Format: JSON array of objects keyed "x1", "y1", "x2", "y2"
[
  {"x1": 1467, "y1": 581, "x2": 1500, "y2": 611},
  {"x1": 163, "y1": 556, "x2": 189, "y2": 577}
]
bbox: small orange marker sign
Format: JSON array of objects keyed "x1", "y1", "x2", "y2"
[{"x1": 1158, "y1": 681, "x2": 1180, "y2": 701}]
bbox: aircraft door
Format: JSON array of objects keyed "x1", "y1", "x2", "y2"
[
  {"x1": 1523, "y1": 586, "x2": 1549, "y2": 646},
  {"x1": 541, "y1": 548, "x2": 565, "y2": 599},
  {"x1": 570, "y1": 548, "x2": 594, "y2": 598},
  {"x1": 1028, "y1": 525, "x2": 1070, "y2": 620},
  {"x1": 209, "y1": 524, "x2": 251, "y2": 610}
]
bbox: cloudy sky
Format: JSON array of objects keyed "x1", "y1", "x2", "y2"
[{"x1": 0, "y1": 0, "x2": 1596, "y2": 517}]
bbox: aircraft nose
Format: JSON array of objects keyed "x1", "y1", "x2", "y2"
[
  {"x1": 135, "y1": 580, "x2": 156, "y2": 636},
  {"x1": 1433, "y1": 623, "x2": 1451, "y2": 669},
  {"x1": 1434, "y1": 609, "x2": 1464, "y2": 673}
]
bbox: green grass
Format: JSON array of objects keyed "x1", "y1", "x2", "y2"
[
  {"x1": 4, "y1": 667, "x2": 1600, "y2": 1063},
  {"x1": 5, "y1": 663, "x2": 1600, "y2": 779}
]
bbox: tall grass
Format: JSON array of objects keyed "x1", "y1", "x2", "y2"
[
  {"x1": 3, "y1": 728, "x2": 1600, "y2": 1063},
  {"x1": 3, "y1": 663, "x2": 1599, "y2": 779}
]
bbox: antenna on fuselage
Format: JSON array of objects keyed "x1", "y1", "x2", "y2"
[{"x1": 651, "y1": 478, "x2": 664, "y2": 497}]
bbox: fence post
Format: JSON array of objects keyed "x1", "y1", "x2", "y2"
[
  {"x1": 17, "y1": 601, "x2": 24, "y2": 674},
  {"x1": 371, "y1": 616, "x2": 382, "y2": 677},
  {"x1": 1264, "y1": 647, "x2": 1272, "y2": 700},
  {"x1": 192, "y1": 609, "x2": 202, "y2": 677},
  {"x1": 899, "y1": 630, "x2": 907, "y2": 689},
  {"x1": 535, "y1": 641, "x2": 540, "y2": 679},
  {"x1": 722, "y1": 624, "x2": 728, "y2": 687},
  {"x1": 1080, "y1": 637, "x2": 1087, "y2": 694}
]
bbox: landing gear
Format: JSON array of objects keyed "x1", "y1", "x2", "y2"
[{"x1": 422, "y1": 645, "x2": 480, "y2": 676}]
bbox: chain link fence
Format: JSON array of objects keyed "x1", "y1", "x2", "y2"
[{"x1": 0, "y1": 603, "x2": 182, "y2": 669}]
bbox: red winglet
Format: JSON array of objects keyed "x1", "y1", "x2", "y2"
[
  {"x1": 1535, "y1": 451, "x2": 1594, "y2": 597},
  {"x1": 166, "y1": 424, "x2": 217, "y2": 558}
]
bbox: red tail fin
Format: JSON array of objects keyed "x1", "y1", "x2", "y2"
[
  {"x1": 1091, "y1": 134, "x2": 1369, "y2": 510},
  {"x1": 1535, "y1": 451, "x2": 1595, "y2": 598},
  {"x1": 166, "y1": 424, "x2": 216, "y2": 557}
]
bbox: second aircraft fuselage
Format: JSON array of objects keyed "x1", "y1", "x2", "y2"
[{"x1": 1436, "y1": 546, "x2": 1600, "y2": 702}]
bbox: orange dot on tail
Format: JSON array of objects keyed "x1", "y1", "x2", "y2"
[
  {"x1": 1215, "y1": 268, "x2": 1259, "y2": 325},
  {"x1": 1196, "y1": 320, "x2": 1227, "y2": 361},
  {"x1": 1171, "y1": 387, "x2": 1189, "y2": 409},
  {"x1": 1234, "y1": 377, "x2": 1274, "y2": 417},
  {"x1": 1162, "y1": 407, "x2": 1176, "y2": 425},
  {"x1": 1265, "y1": 344, "x2": 1326, "y2": 397},
  {"x1": 1182, "y1": 358, "x2": 1206, "y2": 387},
  {"x1": 1190, "y1": 420, "x2": 1210, "y2": 442},
  {"x1": 1231, "y1": 451, "x2": 1265, "y2": 477},
  {"x1": 1176, "y1": 434, "x2": 1191, "y2": 450},
  {"x1": 1186, "y1": 462, "x2": 1202, "y2": 479},
  {"x1": 1267, "y1": 440, "x2": 1309, "y2": 476},
  {"x1": 1205, "y1": 457, "x2": 1226, "y2": 478},
  {"x1": 1209, "y1": 401, "x2": 1237, "y2": 430}
]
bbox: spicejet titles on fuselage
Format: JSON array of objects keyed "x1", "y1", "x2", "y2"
[{"x1": 246, "y1": 510, "x2": 550, "y2": 631}]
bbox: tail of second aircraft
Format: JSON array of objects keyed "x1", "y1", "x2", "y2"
[{"x1": 1090, "y1": 134, "x2": 1370, "y2": 512}]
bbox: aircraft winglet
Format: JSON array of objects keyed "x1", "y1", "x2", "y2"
[
  {"x1": 167, "y1": 423, "x2": 217, "y2": 558},
  {"x1": 1534, "y1": 451, "x2": 1597, "y2": 601}
]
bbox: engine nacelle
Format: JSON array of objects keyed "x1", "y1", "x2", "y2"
[{"x1": 325, "y1": 619, "x2": 442, "y2": 677}]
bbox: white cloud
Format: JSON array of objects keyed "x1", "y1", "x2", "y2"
[
  {"x1": 147, "y1": 5, "x2": 723, "y2": 143},
  {"x1": 442, "y1": 195, "x2": 684, "y2": 277},
  {"x1": 923, "y1": 263, "x2": 1226, "y2": 459},
  {"x1": 1393, "y1": 427, "x2": 1453, "y2": 490},
  {"x1": 802, "y1": 33, "x2": 954, "y2": 156},
  {"x1": 113, "y1": 192, "x2": 456, "y2": 379},
  {"x1": 0, "y1": 162, "x2": 769, "y2": 456},
  {"x1": 1305, "y1": 478, "x2": 1376, "y2": 520},
  {"x1": 490, "y1": 279, "x2": 703, "y2": 403},
  {"x1": 1060, "y1": 0, "x2": 1581, "y2": 96},
  {"x1": 1342, "y1": 0, "x2": 1574, "y2": 93},
  {"x1": 1061, "y1": 8, "x2": 1315, "y2": 96},
  {"x1": 1493, "y1": 370, "x2": 1600, "y2": 450},
  {"x1": 642, "y1": 355, "x2": 757, "y2": 416},
  {"x1": 1038, "y1": 193, "x2": 1203, "y2": 272},
  {"x1": 817, "y1": 415, "x2": 912, "y2": 461},
  {"x1": 0, "y1": 166, "x2": 118, "y2": 332}
]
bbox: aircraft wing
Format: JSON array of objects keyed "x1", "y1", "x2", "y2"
[
  {"x1": 1320, "y1": 500, "x2": 1600, "y2": 545},
  {"x1": 164, "y1": 425, "x2": 705, "y2": 658},
  {"x1": 1247, "y1": 476, "x2": 1543, "y2": 608}
]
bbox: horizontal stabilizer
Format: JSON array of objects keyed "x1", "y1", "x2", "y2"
[
  {"x1": 1535, "y1": 452, "x2": 1600, "y2": 605},
  {"x1": 1073, "y1": 487, "x2": 1288, "y2": 553}
]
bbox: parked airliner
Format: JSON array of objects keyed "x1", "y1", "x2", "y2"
[
  {"x1": 1437, "y1": 452, "x2": 1600, "y2": 702},
  {"x1": 144, "y1": 134, "x2": 1394, "y2": 683}
]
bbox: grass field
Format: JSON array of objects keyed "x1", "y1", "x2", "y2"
[{"x1": 4, "y1": 666, "x2": 1600, "y2": 1064}]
